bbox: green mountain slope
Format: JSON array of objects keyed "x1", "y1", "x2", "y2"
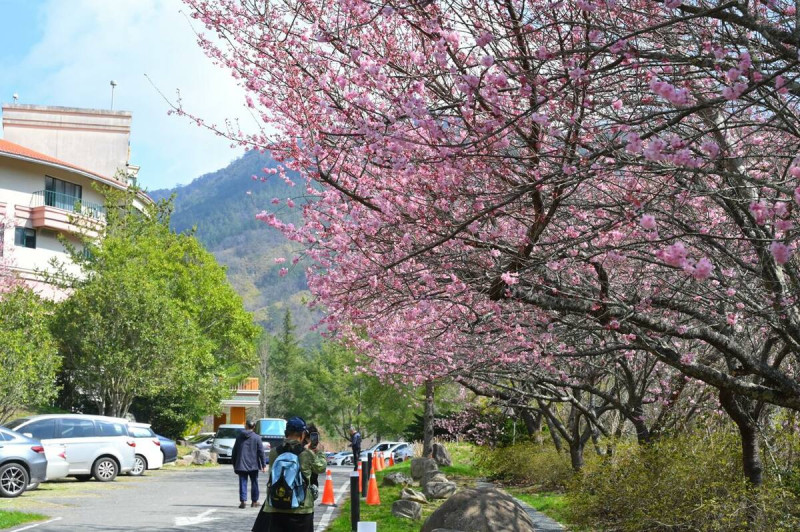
[{"x1": 149, "y1": 150, "x2": 321, "y2": 343}]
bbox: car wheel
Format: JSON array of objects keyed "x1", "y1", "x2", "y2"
[
  {"x1": 74, "y1": 474, "x2": 92, "y2": 482},
  {"x1": 0, "y1": 463, "x2": 29, "y2": 498},
  {"x1": 92, "y1": 457, "x2": 118, "y2": 482},
  {"x1": 129, "y1": 455, "x2": 147, "y2": 476},
  {"x1": 27, "y1": 480, "x2": 40, "y2": 491}
]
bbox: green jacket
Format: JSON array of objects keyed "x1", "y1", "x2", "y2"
[{"x1": 262, "y1": 439, "x2": 327, "y2": 514}]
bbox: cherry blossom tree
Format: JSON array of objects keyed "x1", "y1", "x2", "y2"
[{"x1": 184, "y1": 0, "x2": 800, "y2": 484}]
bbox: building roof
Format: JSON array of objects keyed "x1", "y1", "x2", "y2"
[{"x1": 0, "y1": 138, "x2": 130, "y2": 189}]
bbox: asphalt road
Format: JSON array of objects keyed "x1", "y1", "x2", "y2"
[{"x1": 3, "y1": 464, "x2": 353, "y2": 531}]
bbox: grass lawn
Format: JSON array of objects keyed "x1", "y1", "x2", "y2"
[
  {"x1": 326, "y1": 453, "x2": 485, "y2": 532},
  {"x1": 0, "y1": 510, "x2": 47, "y2": 529}
]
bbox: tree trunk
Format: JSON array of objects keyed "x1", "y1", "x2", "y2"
[
  {"x1": 521, "y1": 409, "x2": 544, "y2": 445},
  {"x1": 422, "y1": 380, "x2": 435, "y2": 458},
  {"x1": 630, "y1": 404, "x2": 651, "y2": 444},
  {"x1": 569, "y1": 441, "x2": 585, "y2": 470},
  {"x1": 719, "y1": 389, "x2": 763, "y2": 486}
]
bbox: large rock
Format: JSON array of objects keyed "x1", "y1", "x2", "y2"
[
  {"x1": 424, "y1": 481, "x2": 458, "y2": 500},
  {"x1": 410, "y1": 457, "x2": 438, "y2": 480},
  {"x1": 383, "y1": 472, "x2": 413, "y2": 487},
  {"x1": 392, "y1": 499, "x2": 423, "y2": 520},
  {"x1": 191, "y1": 449, "x2": 215, "y2": 465},
  {"x1": 400, "y1": 487, "x2": 428, "y2": 504},
  {"x1": 431, "y1": 443, "x2": 453, "y2": 467},
  {"x1": 421, "y1": 471, "x2": 449, "y2": 489},
  {"x1": 421, "y1": 487, "x2": 536, "y2": 532}
]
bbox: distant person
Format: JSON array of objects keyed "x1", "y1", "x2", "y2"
[
  {"x1": 252, "y1": 416, "x2": 327, "y2": 532},
  {"x1": 349, "y1": 426, "x2": 361, "y2": 471},
  {"x1": 232, "y1": 419, "x2": 266, "y2": 509}
]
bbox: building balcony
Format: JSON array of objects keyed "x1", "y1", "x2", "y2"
[
  {"x1": 29, "y1": 190, "x2": 105, "y2": 235},
  {"x1": 221, "y1": 377, "x2": 260, "y2": 408}
]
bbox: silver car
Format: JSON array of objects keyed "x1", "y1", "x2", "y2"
[
  {"x1": 211, "y1": 424, "x2": 244, "y2": 463},
  {"x1": 0, "y1": 426, "x2": 47, "y2": 498},
  {"x1": 4, "y1": 414, "x2": 135, "y2": 482}
]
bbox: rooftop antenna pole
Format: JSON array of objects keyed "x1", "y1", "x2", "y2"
[
  {"x1": 12, "y1": 93, "x2": 18, "y2": 103},
  {"x1": 110, "y1": 80, "x2": 118, "y2": 110}
]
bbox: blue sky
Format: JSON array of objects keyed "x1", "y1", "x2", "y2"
[{"x1": 0, "y1": 0, "x2": 255, "y2": 191}]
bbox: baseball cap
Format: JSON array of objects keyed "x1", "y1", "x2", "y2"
[{"x1": 286, "y1": 416, "x2": 307, "y2": 434}]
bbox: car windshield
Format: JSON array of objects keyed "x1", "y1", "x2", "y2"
[
  {"x1": 257, "y1": 420, "x2": 286, "y2": 435},
  {"x1": 216, "y1": 427, "x2": 243, "y2": 439}
]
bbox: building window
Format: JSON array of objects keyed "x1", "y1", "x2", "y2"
[
  {"x1": 14, "y1": 227, "x2": 36, "y2": 249},
  {"x1": 45, "y1": 176, "x2": 82, "y2": 210}
]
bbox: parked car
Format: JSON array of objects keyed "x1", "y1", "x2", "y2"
[
  {"x1": 187, "y1": 433, "x2": 215, "y2": 450},
  {"x1": 392, "y1": 443, "x2": 414, "y2": 462},
  {"x1": 127, "y1": 423, "x2": 164, "y2": 476},
  {"x1": 28, "y1": 443, "x2": 69, "y2": 490},
  {"x1": 359, "y1": 441, "x2": 409, "y2": 463},
  {"x1": 211, "y1": 424, "x2": 245, "y2": 463},
  {"x1": 0, "y1": 426, "x2": 47, "y2": 498},
  {"x1": 253, "y1": 418, "x2": 286, "y2": 463},
  {"x1": 327, "y1": 451, "x2": 353, "y2": 466},
  {"x1": 157, "y1": 434, "x2": 178, "y2": 464},
  {"x1": 3, "y1": 414, "x2": 135, "y2": 482}
]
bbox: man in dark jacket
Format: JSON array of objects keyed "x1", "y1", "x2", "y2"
[
  {"x1": 349, "y1": 426, "x2": 361, "y2": 471},
  {"x1": 232, "y1": 419, "x2": 266, "y2": 508}
]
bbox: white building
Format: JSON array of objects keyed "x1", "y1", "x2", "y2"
[{"x1": 0, "y1": 104, "x2": 151, "y2": 299}]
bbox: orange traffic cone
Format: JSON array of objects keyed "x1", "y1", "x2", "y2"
[
  {"x1": 374, "y1": 452, "x2": 383, "y2": 472},
  {"x1": 388, "y1": 453, "x2": 395, "y2": 467},
  {"x1": 321, "y1": 469, "x2": 336, "y2": 506},
  {"x1": 366, "y1": 471, "x2": 381, "y2": 505},
  {"x1": 357, "y1": 461, "x2": 363, "y2": 494}
]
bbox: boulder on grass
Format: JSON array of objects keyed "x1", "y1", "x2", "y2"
[
  {"x1": 400, "y1": 487, "x2": 428, "y2": 504},
  {"x1": 421, "y1": 471, "x2": 449, "y2": 489},
  {"x1": 392, "y1": 499, "x2": 423, "y2": 520},
  {"x1": 431, "y1": 443, "x2": 452, "y2": 467},
  {"x1": 192, "y1": 449, "x2": 215, "y2": 465},
  {"x1": 410, "y1": 457, "x2": 438, "y2": 480},
  {"x1": 424, "y1": 480, "x2": 458, "y2": 499},
  {"x1": 383, "y1": 472, "x2": 413, "y2": 487},
  {"x1": 421, "y1": 487, "x2": 536, "y2": 532}
]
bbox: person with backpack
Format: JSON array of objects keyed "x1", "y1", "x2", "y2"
[
  {"x1": 232, "y1": 419, "x2": 267, "y2": 509},
  {"x1": 252, "y1": 416, "x2": 326, "y2": 532}
]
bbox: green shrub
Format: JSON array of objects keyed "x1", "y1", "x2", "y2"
[
  {"x1": 567, "y1": 430, "x2": 800, "y2": 531},
  {"x1": 476, "y1": 442, "x2": 575, "y2": 491}
]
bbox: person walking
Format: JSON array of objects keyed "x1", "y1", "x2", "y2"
[
  {"x1": 349, "y1": 426, "x2": 361, "y2": 471},
  {"x1": 232, "y1": 419, "x2": 266, "y2": 509},
  {"x1": 252, "y1": 416, "x2": 327, "y2": 532}
]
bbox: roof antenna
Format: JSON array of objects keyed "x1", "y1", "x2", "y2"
[
  {"x1": 110, "y1": 80, "x2": 117, "y2": 110},
  {"x1": 12, "y1": 93, "x2": 18, "y2": 103}
]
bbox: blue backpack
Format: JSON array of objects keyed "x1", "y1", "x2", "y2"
[{"x1": 268, "y1": 445, "x2": 306, "y2": 509}]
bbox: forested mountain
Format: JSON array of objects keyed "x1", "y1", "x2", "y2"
[{"x1": 149, "y1": 150, "x2": 321, "y2": 344}]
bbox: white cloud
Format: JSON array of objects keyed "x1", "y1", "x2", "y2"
[{"x1": 11, "y1": 0, "x2": 255, "y2": 190}]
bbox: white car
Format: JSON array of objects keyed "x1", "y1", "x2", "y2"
[
  {"x1": 4, "y1": 414, "x2": 136, "y2": 482},
  {"x1": 27, "y1": 443, "x2": 69, "y2": 490},
  {"x1": 127, "y1": 423, "x2": 164, "y2": 476},
  {"x1": 211, "y1": 424, "x2": 244, "y2": 463},
  {"x1": 328, "y1": 451, "x2": 353, "y2": 466},
  {"x1": 359, "y1": 441, "x2": 409, "y2": 463}
]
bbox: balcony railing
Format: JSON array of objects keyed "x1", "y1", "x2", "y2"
[{"x1": 30, "y1": 190, "x2": 105, "y2": 220}]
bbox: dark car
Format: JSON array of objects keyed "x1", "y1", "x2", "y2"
[
  {"x1": 156, "y1": 434, "x2": 178, "y2": 464},
  {"x1": 0, "y1": 427, "x2": 48, "y2": 498}
]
